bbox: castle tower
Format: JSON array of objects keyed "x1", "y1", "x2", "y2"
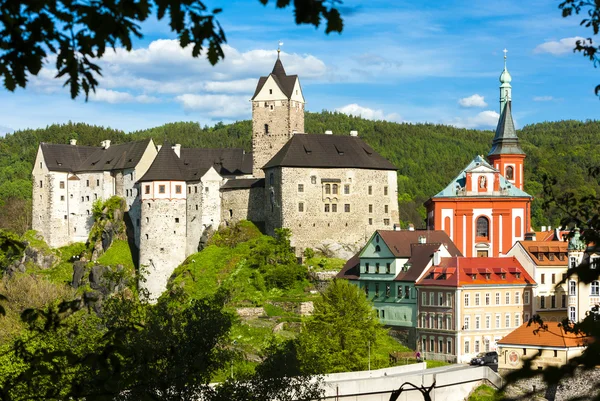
[
  {"x1": 251, "y1": 51, "x2": 305, "y2": 177},
  {"x1": 488, "y1": 50, "x2": 526, "y2": 191},
  {"x1": 137, "y1": 143, "x2": 188, "y2": 300}
]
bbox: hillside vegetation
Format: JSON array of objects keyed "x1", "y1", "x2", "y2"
[{"x1": 1, "y1": 113, "x2": 599, "y2": 231}]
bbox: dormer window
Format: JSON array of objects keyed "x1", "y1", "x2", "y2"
[
  {"x1": 472, "y1": 274, "x2": 477, "y2": 280},
  {"x1": 485, "y1": 273, "x2": 491, "y2": 280},
  {"x1": 549, "y1": 253, "x2": 555, "y2": 261},
  {"x1": 505, "y1": 166, "x2": 514, "y2": 180},
  {"x1": 269, "y1": 89, "x2": 272, "y2": 94},
  {"x1": 516, "y1": 273, "x2": 521, "y2": 279},
  {"x1": 501, "y1": 273, "x2": 506, "y2": 279}
]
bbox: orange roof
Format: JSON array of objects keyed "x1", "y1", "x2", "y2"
[
  {"x1": 517, "y1": 241, "x2": 568, "y2": 267},
  {"x1": 533, "y1": 230, "x2": 570, "y2": 242},
  {"x1": 416, "y1": 256, "x2": 536, "y2": 287},
  {"x1": 498, "y1": 321, "x2": 591, "y2": 348}
]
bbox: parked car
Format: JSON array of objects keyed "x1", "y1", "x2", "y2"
[{"x1": 470, "y1": 351, "x2": 498, "y2": 366}]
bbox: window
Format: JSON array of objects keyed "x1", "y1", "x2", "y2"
[
  {"x1": 386, "y1": 284, "x2": 391, "y2": 297},
  {"x1": 475, "y1": 316, "x2": 480, "y2": 329},
  {"x1": 524, "y1": 291, "x2": 530, "y2": 305},
  {"x1": 476, "y1": 216, "x2": 489, "y2": 238},
  {"x1": 59, "y1": 181, "x2": 65, "y2": 189},
  {"x1": 384, "y1": 186, "x2": 388, "y2": 195},
  {"x1": 332, "y1": 204, "x2": 337, "y2": 213},
  {"x1": 495, "y1": 292, "x2": 500, "y2": 305},
  {"x1": 269, "y1": 173, "x2": 274, "y2": 186},
  {"x1": 570, "y1": 280, "x2": 577, "y2": 295},
  {"x1": 344, "y1": 204, "x2": 350, "y2": 212},
  {"x1": 325, "y1": 184, "x2": 331, "y2": 194},
  {"x1": 86, "y1": 196, "x2": 90, "y2": 201},
  {"x1": 439, "y1": 293, "x2": 444, "y2": 306},
  {"x1": 524, "y1": 313, "x2": 530, "y2": 323},
  {"x1": 195, "y1": 186, "x2": 198, "y2": 193},
  {"x1": 298, "y1": 202, "x2": 304, "y2": 212},
  {"x1": 464, "y1": 340, "x2": 470, "y2": 354},
  {"x1": 405, "y1": 286, "x2": 410, "y2": 299},
  {"x1": 464, "y1": 316, "x2": 470, "y2": 330},
  {"x1": 368, "y1": 218, "x2": 373, "y2": 225},
  {"x1": 344, "y1": 184, "x2": 350, "y2": 194},
  {"x1": 364, "y1": 284, "x2": 369, "y2": 298},
  {"x1": 384, "y1": 205, "x2": 389, "y2": 214},
  {"x1": 485, "y1": 293, "x2": 490, "y2": 305},
  {"x1": 368, "y1": 185, "x2": 372, "y2": 195},
  {"x1": 551, "y1": 295, "x2": 556, "y2": 308},
  {"x1": 63, "y1": 215, "x2": 67, "y2": 220},
  {"x1": 592, "y1": 281, "x2": 600, "y2": 296},
  {"x1": 332, "y1": 184, "x2": 338, "y2": 194},
  {"x1": 541, "y1": 274, "x2": 545, "y2": 284},
  {"x1": 505, "y1": 292, "x2": 510, "y2": 305},
  {"x1": 430, "y1": 292, "x2": 435, "y2": 306},
  {"x1": 60, "y1": 195, "x2": 65, "y2": 201},
  {"x1": 495, "y1": 314, "x2": 500, "y2": 328},
  {"x1": 144, "y1": 185, "x2": 150, "y2": 194},
  {"x1": 386, "y1": 263, "x2": 391, "y2": 274},
  {"x1": 264, "y1": 124, "x2": 269, "y2": 135},
  {"x1": 569, "y1": 307, "x2": 576, "y2": 322},
  {"x1": 175, "y1": 218, "x2": 179, "y2": 223},
  {"x1": 561, "y1": 294, "x2": 566, "y2": 308},
  {"x1": 175, "y1": 185, "x2": 182, "y2": 194},
  {"x1": 86, "y1": 180, "x2": 89, "y2": 187},
  {"x1": 505, "y1": 166, "x2": 514, "y2": 180},
  {"x1": 94, "y1": 193, "x2": 98, "y2": 200},
  {"x1": 474, "y1": 340, "x2": 480, "y2": 353},
  {"x1": 375, "y1": 284, "x2": 379, "y2": 297},
  {"x1": 324, "y1": 204, "x2": 330, "y2": 213},
  {"x1": 540, "y1": 296, "x2": 546, "y2": 309},
  {"x1": 298, "y1": 184, "x2": 304, "y2": 192},
  {"x1": 505, "y1": 314, "x2": 510, "y2": 328},
  {"x1": 447, "y1": 293, "x2": 452, "y2": 307},
  {"x1": 475, "y1": 293, "x2": 480, "y2": 306},
  {"x1": 159, "y1": 185, "x2": 165, "y2": 194},
  {"x1": 515, "y1": 292, "x2": 520, "y2": 304},
  {"x1": 485, "y1": 315, "x2": 491, "y2": 329},
  {"x1": 96, "y1": 179, "x2": 99, "y2": 186},
  {"x1": 384, "y1": 218, "x2": 390, "y2": 225},
  {"x1": 311, "y1": 176, "x2": 316, "y2": 184},
  {"x1": 464, "y1": 293, "x2": 470, "y2": 307},
  {"x1": 381, "y1": 310, "x2": 385, "y2": 319},
  {"x1": 422, "y1": 291, "x2": 427, "y2": 306},
  {"x1": 570, "y1": 257, "x2": 578, "y2": 268},
  {"x1": 430, "y1": 338, "x2": 434, "y2": 352},
  {"x1": 375, "y1": 263, "x2": 380, "y2": 273},
  {"x1": 269, "y1": 89, "x2": 272, "y2": 94},
  {"x1": 368, "y1": 204, "x2": 373, "y2": 213}
]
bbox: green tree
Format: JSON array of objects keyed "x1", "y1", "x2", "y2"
[
  {"x1": 0, "y1": 0, "x2": 343, "y2": 99},
  {"x1": 296, "y1": 279, "x2": 388, "y2": 373}
]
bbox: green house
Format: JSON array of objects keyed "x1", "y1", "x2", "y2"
[{"x1": 338, "y1": 229, "x2": 461, "y2": 347}]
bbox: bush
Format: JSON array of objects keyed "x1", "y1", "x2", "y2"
[{"x1": 263, "y1": 263, "x2": 307, "y2": 291}]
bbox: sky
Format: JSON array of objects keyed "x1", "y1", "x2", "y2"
[{"x1": 1, "y1": 0, "x2": 599, "y2": 135}]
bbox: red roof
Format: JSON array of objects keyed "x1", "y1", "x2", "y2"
[
  {"x1": 416, "y1": 256, "x2": 536, "y2": 287},
  {"x1": 498, "y1": 321, "x2": 591, "y2": 348}
]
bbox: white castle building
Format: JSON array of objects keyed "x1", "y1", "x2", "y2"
[{"x1": 32, "y1": 55, "x2": 400, "y2": 298}]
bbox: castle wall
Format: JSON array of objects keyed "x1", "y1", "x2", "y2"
[
  {"x1": 200, "y1": 168, "x2": 222, "y2": 230},
  {"x1": 32, "y1": 147, "x2": 51, "y2": 244},
  {"x1": 139, "y1": 180, "x2": 187, "y2": 300},
  {"x1": 265, "y1": 166, "x2": 398, "y2": 253},
  {"x1": 185, "y1": 181, "x2": 203, "y2": 255},
  {"x1": 221, "y1": 186, "x2": 265, "y2": 226}
]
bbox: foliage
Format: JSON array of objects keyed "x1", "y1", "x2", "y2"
[
  {"x1": 468, "y1": 384, "x2": 502, "y2": 401},
  {"x1": 96, "y1": 239, "x2": 135, "y2": 272},
  {"x1": 0, "y1": 0, "x2": 342, "y2": 99},
  {"x1": 0, "y1": 198, "x2": 31, "y2": 235},
  {"x1": 88, "y1": 196, "x2": 126, "y2": 250},
  {"x1": 295, "y1": 279, "x2": 393, "y2": 373},
  {"x1": 425, "y1": 360, "x2": 451, "y2": 369},
  {"x1": 0, "y1": 230, "x2": 25, "y2": 271},
  {"x1": 208, "y1": 220, "x2": 262, "y2": 248},
  {"x1": 559, "y1": 0, "x2": 600, "y2": 95},
  {"x1": 304, "y1": 256, "x2": 346, "y2": 271}
]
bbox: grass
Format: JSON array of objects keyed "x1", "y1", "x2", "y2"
[
  {"x1": 426, "y1": 360, "x2": 452, "y2": 369},
  {"x1": 97, "y1": 240, "x2": 134, "y2": 272},
  {"x1": 468, "y1": 384, "x2": 501, "y2": 401},
  {"x1": 304, "y1": 257, "x2": 346, "y2": 272}
]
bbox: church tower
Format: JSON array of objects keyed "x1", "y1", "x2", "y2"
[
  {"x1": 488, "y1": 50, "x2": 526, "y2": 191},
  {"x1": 251, "y1": 51, "x2": 305, "y2": 177}
]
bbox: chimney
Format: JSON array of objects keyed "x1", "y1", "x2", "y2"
[
  {"x1": 548, "y1": 226, "x2": 551, "y2": 232},
  {"x1": 418, "y1": 235, "x2": 426, "y2": 244},
  {"x1": 69, "y1": 139, "x2": 77, "y2": 146},
  {"x1": 433, "y1": 250, "x2": 440, "y2": 266},
  {"x1": 408, "y1": 224, "x2": 415, "y2": 231},
  {"x1": 393, "y1": 224, "x2": 401, "y2": 231},
  {"x1": 100, "y1": 140, "x2": 111, "y2": 149},
  {"x1": 157, "y1": 145, "x2": 162, "y2": 152},
  {"x1": 325, "y1": 130, "x2": 333, "y2": 135},
  {"x1": 541, "y1": 226, "x2": 547, "y2": 232},
  {"x1": 172, "y1": 144, "x2": 181, "y2": 158},
  {"x1": 350, "y1": 130, "x2": 358, "y2": 137},
  {"x1": 524, "y1": 232, "x2": 537, "y2": 241}
]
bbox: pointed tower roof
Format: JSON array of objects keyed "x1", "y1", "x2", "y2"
[
  {"x1": 251, "y1": 56, "x2": 299, "y2": 100},
  {"x1": 138, "y1": 142, "x2": 186, "y2": 182},
  {"x1": 488, "y1": 101, "x2": 525, "y2": 156}
]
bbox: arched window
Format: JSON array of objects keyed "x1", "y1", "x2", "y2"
[
  {"x1": 515, "y1": 216, "x2": 522, "y2": 238},
  {"x1": 444, "y1": 216, "x2": 451, "y2": 236},
  {"x1": 375, "y1": 245, "x2": 381, "y2": 252},
  {"x1": 505, "y1": 166, "x2": 514, "y2": 180},
  {"x1": 332, "y1": 184, "x2": 338, "y2": 194},
  {"x1": 476, "y1": 216, "x2": 489, "y2": 238},
  {"x1": 591, "y1": 281, "x2": 599, "y2": 296},
  {"x1": 325, "y1": 184, "x2": 331, "y2": 194}
]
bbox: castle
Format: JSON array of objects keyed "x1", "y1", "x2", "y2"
[{"x1": 32, "y1": 54, "x2": 400, "y2": 298}]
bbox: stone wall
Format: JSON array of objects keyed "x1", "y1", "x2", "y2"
[
  {"x1": 221, "y1": 186, "x2": 265, "y2": 226},
  {"x1": 185, "y1": 181, "x2": 204, "y2": 255},
  {"x1": 265, "y1": 166, "x2": 399, "y2": 254}
]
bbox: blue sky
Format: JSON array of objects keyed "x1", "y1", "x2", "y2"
[{"x1": 1, "y1": 0, "x2": 598, "y2": 135}]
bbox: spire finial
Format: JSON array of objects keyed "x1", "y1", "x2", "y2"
[
  {"x1": 277, "y1": 41, "x2": 283, "y2": 59},
  {"x1": 503, "y1": 48, "x2": 508, "y2": 68}
]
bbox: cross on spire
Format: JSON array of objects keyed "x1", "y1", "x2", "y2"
[
  {"x1": 503, "y1": 48, "x2": 508, "y2": 68},
  {"x1": 277, "y1": 41, "x2": 283, "y2": 58}
]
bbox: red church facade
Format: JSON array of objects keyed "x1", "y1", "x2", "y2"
[{"x1": 425, "y1": 56, "x2": 532, "y2": 258}]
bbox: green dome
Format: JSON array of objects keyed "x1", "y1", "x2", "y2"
[
  {"x1": 568, "y1": 227, "x2": 586, "y2": 252},
  {"x1": 499, "y1": 67, "x2": 512, "y2": 84}
]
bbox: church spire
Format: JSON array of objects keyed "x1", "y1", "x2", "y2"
[{"x1": 499, "y1": 49, "x2": 512, "y2": 115}]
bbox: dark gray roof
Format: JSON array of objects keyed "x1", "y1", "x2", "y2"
[
  {"x1": 40, "y1": 139, "x2": 152, "y2": 173},
  {"x1": 251, "y1": 58, "x2": 298, "y2": 100},
  {"x1": 262, "y1": 134, "x2": 397, "y2": 171},
  {"x1": 221, "y1": 178, "x2": 265, "y2": 190},
  {"x1": 180, "y1": 148, "x2": 252, "y2": 178},
  {"x1": 138, "y1": 143, "x2": 186, "y2": 182},
  {"x1": 488, "y1": 101, "x2": 524, "y2": 156}
]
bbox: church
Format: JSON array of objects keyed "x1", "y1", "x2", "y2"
[
  {"x1": 425, "y1": 53, "x2": 532, "y2": 258},
  {"x1": 31, "y1": 53, "x2": 399, "y2": 298}
]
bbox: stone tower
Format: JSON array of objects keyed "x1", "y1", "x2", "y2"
[
  {"x1": 137, "y1": 143, "x2": 188, "y2": 300},
  {"x1": 251, "y1": 52, "x2": 305, "y2": 177},
  {"x1": 488, "y1": 50, "x2": 526, "y2": 191}
]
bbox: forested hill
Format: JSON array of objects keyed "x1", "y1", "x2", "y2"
[{"x1": 1, "y1": 112, "x2": 599, "y2": 232}]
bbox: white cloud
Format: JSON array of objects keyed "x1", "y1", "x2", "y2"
[
  {"x1": 448, "y1": 110, "x2": 499, "y2": 129},
  {"x1": 533, "y1": 96, "x2": 554, "y2": 102},
  {"x1": 458, "y1": 94, "x2": 487, "y2": 108},
  {"x1": 175, "y1": 94, "x2": 249, "y2": 118},
  {"x1": 89, "y1": 89, "x2": 160, "y2": 104},
  {"x1": 534, "y1": 37, "x2": 586, "y2": 56},
  {"x1": 335, "y1": 103, "x2": 401, "y2": 122},
  {"x1": 203, "y1": 79, "x2": 258, "y2": 94}
]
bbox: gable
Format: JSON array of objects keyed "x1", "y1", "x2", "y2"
[
  {"x1": 289, "y1": 79, "x2": 304, "y2": 103},
  {"x1": 253, "y1": 75, "x2": 288, "y2": 101},
  {"x1": 360, "y1": 231, "x2": 395, "y2": 258}
]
